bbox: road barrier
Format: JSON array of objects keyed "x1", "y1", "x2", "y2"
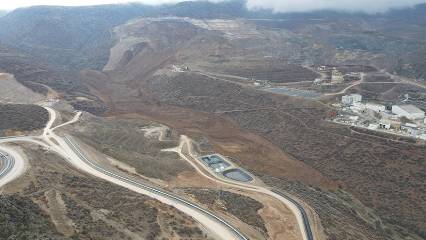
[
  {"x1": 271, "y1": 189, "x2": 314, "y2": 240},
  {"x1": 64, "y1": 136, "x2": 249, "y2": 240},
  {"x1": 0, "y1": 151, "x2": 15, "y2": 179}
]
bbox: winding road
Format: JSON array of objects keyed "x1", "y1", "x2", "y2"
[
  {"x1": 0, "y1": 146, "x2": 26, "y2": 188},
  {"x1": 0, "y1": 151, "x2": 14, "y2": 181},
  {"x1": 64, "y1": 136, "x2": 248, "y2": 240},
  {"x1": 0, "y1": 104, "x2": 316, "y2": 240},
  {"x1": 323, "y1": 71, "x2": 426, "y2": 97},
  {"x1": 0, "y1": 106, "x2": 248, "y2": 240},
  {"x1": 162, "y1": 134, "x2": 314, "y2": 240}
]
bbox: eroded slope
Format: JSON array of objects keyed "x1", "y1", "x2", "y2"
[{"x1": 86, "y1": 17, "x2": 426, "y2": 240}]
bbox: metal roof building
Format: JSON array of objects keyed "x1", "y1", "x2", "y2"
[{"x1": 392, "y1": 105, "x2": 425, "y2": 120}]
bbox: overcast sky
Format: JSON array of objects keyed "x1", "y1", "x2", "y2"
[{"x1": 1, "y1": 0, "x2": 425, "y2": 13}]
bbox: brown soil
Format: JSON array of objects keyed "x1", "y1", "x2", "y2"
[
  {"x1": 104, "y1": 102, "x2": 335, "y2": 189},
  {"x1": 78, "y1": 17, "x2": 425, "y2": 239},
  {"x1": 2, "y1": 142, "x2": 214, "y2": 240},
  {"x1": 234, "y1": 189, "x2": 303, "y2": 240},
  {"x1": 42, "y1": 189, "x2": 75, "y2": 237},
  {"x1": 66, "y1": 111, "x2": 306, "y2": 240}
]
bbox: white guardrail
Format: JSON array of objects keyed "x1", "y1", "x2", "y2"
[
  {"x1": 64, "y1": 136, "x2": 249, "y2": 240},
  {"x1": 0, "y1": 151, "x2": 15, "y2": 179}
]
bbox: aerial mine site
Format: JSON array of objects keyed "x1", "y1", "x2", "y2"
[{"x1": 0, "y1": 1, "x2": 425, "y2": 240}]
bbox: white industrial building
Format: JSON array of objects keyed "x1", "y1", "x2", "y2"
[
  {"x1": 365, "y1": 102, "x2": 386, "y2": 113},
  {"x1": 401, "y1": 124, "x2": 422, "y2": 136},
  {"x1": 379, "y1": 122, "x2": 391, "y2": 130},
  {"x1": 314, "y1": 78, "x2": 323, "y2": 85},
  {"x1": 331, "y1": 69, "x2": 344, "y2": 83},
  {"x1": 392, "y1": 105, "x2": 425, "y2": 120},
  {"x1": 349, "y1": 116, "x2": 359, "y2": 121},
  {"x1": 342, "y1": 94, "x2": 362, "y2": 105}
]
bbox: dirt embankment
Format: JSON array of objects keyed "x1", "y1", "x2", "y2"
[
  {"x1": 86, "y1": 67, "x2": 425, "y2": 239},
  {"x1": 2, "y1": 145, "x2": 213, "y2": 240},
  {"x1": 104, "y1": 102, "x2": 332, "y2": 188},
  {"x1": 68, "y1": 113, "x2": 300, "y2": 240},
  {"x1": 81, "y1": 17, "x2": 426, "y2": 240},
  {"x1": 0, "y1": 73, "x2": 44, "y2": 103}
]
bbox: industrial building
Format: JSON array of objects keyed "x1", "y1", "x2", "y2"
[
  {"x1": 335, "y1": 94, "x2": 426, "y2": 140},
  {"x1": 365, "y1": 102, "x2": 386, "y2": 113},
  {"x1": 392, "y1": 105, "x2": 425, "y2": 120},
  {"x1": 342, "y1": 94, "x2": 362, "y2": 105},
  {"x1": 401, "y1": 124, "x2": 422, "y2": 136},
  {"x1": 313, "y1": 78, "x2": 323, "y2": 85},
  {"x1": 331, "y1": 69, "x2": 344, "y2": 83},
  {"x1": 379, "y1": 122, "x2": 391, "y2": 130},
  {"x1": 201, "y1": 155, "x2": 231, "y2": 173}
]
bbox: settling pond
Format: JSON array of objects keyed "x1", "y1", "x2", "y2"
[{"x1": 263, "y1": 86, "x2": 321, "y2": 99}]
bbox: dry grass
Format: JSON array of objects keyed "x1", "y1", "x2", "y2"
[
  {"x1": 0, "y1": 104, "x2": 48, "y2": 134},
  {"x1": 2, "y1": 145, "x2": 209, "y2": 240},
  {"x1": 186, "y1": 188, "x2": 267, "y2": 234},
  {"x1": 95, "y1": 69, "x2": 426, "y2": 239},
  {"x1": 72, "y1": 114, "x2": 192, "y2": 181}
]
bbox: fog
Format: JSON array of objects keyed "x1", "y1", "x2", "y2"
[
  {"x1": 1, "y1": 0, "x2": 425, "y2": 13},
  {"x1": 246, "y1": 0, "x2": 426, "y2": 13}
]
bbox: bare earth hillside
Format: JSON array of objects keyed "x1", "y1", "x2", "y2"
[
  {"x1": 83, "y1": 17, "x2": 425, "y2": 240},
  {"x1": 0, "y1": 2, "x2": 425, "y2": 240}
]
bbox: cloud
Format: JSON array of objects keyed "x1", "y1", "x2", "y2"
[
  {"x1": 245, "y1": 0, "x2": 426, "y2": 13},
  {"x1": 1, "y1": 0, "x2": 426, "y2": 13}
]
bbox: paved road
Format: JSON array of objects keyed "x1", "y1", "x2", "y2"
[
  {"x1": 0, "y1": 151, "x2": 14, "y2": 180},
  {"x1": 272, "y1": 189, "x2": 314, "y2": 240},
  {"x1": 0, "y1": 146, "x2": 26, "y2": 188},
  {"x1": 164, "y1": 134, "x2": 315, "y2": 240},
  {"x1": 64, "y1": 136, "x2": 248, "y2": 240},
  {"x1": 0, "y1": 106, "x2": 249, "y2": 240},
  {"x1": 0, "y1": 104, "x2": 315, "y2": 240}
]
